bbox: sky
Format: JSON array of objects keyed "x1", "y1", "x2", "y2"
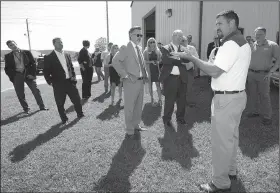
[{"x1": 1, "y1": 1, "x2": 132, "y2": 53}]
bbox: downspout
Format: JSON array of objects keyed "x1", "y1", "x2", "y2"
[{"x1": 197, "y1": 1, "x2": 203, "y2": 77}]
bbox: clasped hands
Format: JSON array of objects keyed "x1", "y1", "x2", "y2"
[{"x1": 170, "y1": 50, "x2": 193, "y2": 60}]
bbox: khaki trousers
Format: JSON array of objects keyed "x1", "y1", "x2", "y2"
[
  {"x1": 247, "y1": 71, "x2": 272, "y2": 119},
  {"x1": 211, "y1": 91, "x2": 247, "y2": 189},
  {"x1": 123, "y1": 79, "x2": 144, "y2": 135}
]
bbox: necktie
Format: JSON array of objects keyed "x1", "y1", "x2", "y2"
[{"x1": 135, "y1": 46, "x2": 147, "y2": 78}]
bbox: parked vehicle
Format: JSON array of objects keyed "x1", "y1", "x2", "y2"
[
  {"x1": 36, "y1": 56, "x2": 44, "y2": 74},
  {"x1": 271, "y1": 67, "x2": 279, "y2": 87}
]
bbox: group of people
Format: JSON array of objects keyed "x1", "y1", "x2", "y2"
[{"x1": 4, "y1": 8, "x2": 279, "y2": 193}]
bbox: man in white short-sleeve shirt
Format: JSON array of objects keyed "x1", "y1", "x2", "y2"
[
  {"x1": 173, "y1": 10, "x2": 251, "y2": 192},
  {"x1": 101, "y1": 42, "x2": 113, "y2": 92}
]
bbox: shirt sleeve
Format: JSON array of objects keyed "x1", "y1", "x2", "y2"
[
  {"x1": 214, "y1": 40, "x2": 239, "y2": 72},
  {"x1": 271, "y1": 42, "x2": 280, "y2": 60}
]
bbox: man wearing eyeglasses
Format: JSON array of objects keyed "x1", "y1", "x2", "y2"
[{"x1": 112, "y1": 26, "x2": 149, "y2": 139}]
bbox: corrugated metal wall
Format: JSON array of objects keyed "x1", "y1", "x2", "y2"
[
  {"x1": 156, "y1": 1, "x2": 200, "y2": 46},
  {"x1": 201, "y1": 1, "x2": 279, "y2": 60}
]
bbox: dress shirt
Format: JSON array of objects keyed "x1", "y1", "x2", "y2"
[
  {"x1": 54, "y1": 50, "x2": 70, "y2": 79},
  {"x1": 130, "y1": 41, "x2": 143, "y2": 77},
  {"x1": 170, "y1": 42, "x2": 180, "y2": 75}
]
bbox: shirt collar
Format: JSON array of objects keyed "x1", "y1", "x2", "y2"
[
  {"x1": 221, "y1": 29, "x2": 241, "y2": 44},
  {"x1": 256, "y1": 39, "x2": 268, "y2": 46},
  {"x1": 130, "y1": 41, "x2": 137, "y2": 48},
  {"x1": 54, "y1": 49, "x2": 64, "y2": 55},
  {"x1": 13, "y1": 49, "x2": 21, "y2": 54}
]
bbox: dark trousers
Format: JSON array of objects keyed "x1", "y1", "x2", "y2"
[
  {"x1": 13, "y1": 72, "x2": 45, "y2": 111},
  {"x1": 162, "y1": 74, "x2": 187, "y2": 122},
  {"x1": 52, "y1": 79, "x2": 83, "y2": 122},
  {"x1": 80, "y1": 67, "x2": 93, "y2": 98}
]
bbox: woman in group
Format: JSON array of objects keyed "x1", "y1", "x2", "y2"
[
  {"x1": 92, "y1": 47, "x2": 105, "y2": 82},
  {"x1": 143, "y1": 37, "x2": 162, "y2": 107},
  {"x1": 105, "y1": 44, "x2": 122, "y2": 105}
]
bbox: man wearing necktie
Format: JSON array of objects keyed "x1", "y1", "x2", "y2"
[
  {"x1": 112, "y1": 26, "x2": 149, "y2": 139},
  {"x1": 159, "y1": 29, "x2": 189, "y2": 127}
]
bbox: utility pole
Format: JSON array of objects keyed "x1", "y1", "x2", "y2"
[
  {"x1": 106, "y1": 1, "x2": 109, "y2": 46},
  {"x1": 26, "y1": 18, "x2": 31, "y2": 51}
]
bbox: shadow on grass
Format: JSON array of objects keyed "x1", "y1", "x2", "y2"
[
  {"x1": 1, "y1": 110, "x2": 40, "y2": 127},
  {"x1": 238, "y1": 86, "x2": 279, "y2": 159},
  {"x1": 93, "y1": 134, "x2": 146, "y2": 192},
  {"x1": 8, "y1": 118, "x2": 80, "y2": 163},
  {"x1": 96, "y1": 99, "x2": 124, "y2": 120},
  {"x1": 229, "y1": 178, "x2": 247, "y2": 193},
  {"x1": 158, "y1": 124, "x2": 200, "y2": 169},
  {"x1": 92, "y1": 91, "x2": 111, "y2": 103},
  {"x1": 141, "y1": 103, "x2": 162, "y2": 127},
  {"x1": 65, "y1": 98, "x2": 88, "y2": 114}
]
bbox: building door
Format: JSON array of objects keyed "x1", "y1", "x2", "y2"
[{"x1": 143, "y1": 10, "x2": 155, "y2": 48}]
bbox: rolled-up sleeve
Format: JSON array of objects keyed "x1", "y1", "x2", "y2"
[{"x1": 214, "y1": 41, "x2": 239, "y2": 72}]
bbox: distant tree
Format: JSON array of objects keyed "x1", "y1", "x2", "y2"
[{"x1": 94, "y1": 37, "x2": 107, "y2": 51}]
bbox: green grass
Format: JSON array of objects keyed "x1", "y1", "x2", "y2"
[{"x1": 1, "y1": 75, "x2": 279, "y2": 192}]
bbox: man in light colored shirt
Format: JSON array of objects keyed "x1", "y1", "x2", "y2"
[
  {"x1": 173, "y1": 10, "x2": 251, "y2": 192},
  {"x1": 181, "y1": 35, "x2": 199, "y2": 107},
  {"x1": 44, "y1": 37, "x2": 84, "y2": 125},
  {"x1": 159, "y1": 29, "x2": 189, "y2": 126},
  {"x1": 247, "y1": 27, "x2": 280, "y2": 125},
  {"x1": 112, "y1": 26, "x2": 148, "y2": 139},
  {"x1": 101, "y1": 42, "x2": 113, "y2": 92}
]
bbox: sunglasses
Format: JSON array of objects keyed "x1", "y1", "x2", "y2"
[
  {"x1": 149, "y1": 41, "x2": 155, "y2": 44},
  {"x1": 133, "y1": 34, "x2": 143, "y2": 37}
]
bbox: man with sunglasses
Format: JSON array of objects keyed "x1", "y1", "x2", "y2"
[{"x1": 112, "y1": 26, "x2": 149, "y2": 139}]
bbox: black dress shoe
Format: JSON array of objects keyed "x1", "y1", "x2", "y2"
[
  {"x1": 61, "y1": 119, "x2": 69, "y2": 125},
  {"x1": 199, "y1": 182, "x2": 230, "y2": 193},
  {"x1": 40, "y1": 107, "x2": 49, "y2": 111},
  {"x1": 177, "y1": 119, "x2": 187, "y2": 125},
  {"x1": 78, "y1": 113, "x2": 85, "y2": 118},
  {"x1": 164, "y1": 121, "x2": 172, "y2": 127},
  {"x1": 24, "y1": 109, "x2": 30, "y2": 114}
]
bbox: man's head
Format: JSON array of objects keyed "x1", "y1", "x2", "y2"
[
  {"x1": 187, "y1": 35, "x2": 192, "y2": 44},
  {"x1": 129, "y1": 26, "x2": 142, "y2": 45},
  {"x1": 53, "y1": 37, "x2": 63, "y2": 51},
  {"x1": 181, "y1": 36, "x2": 188, "y2": 46},
  {"x1": 246, "y1": 36, "x2": 252, "y2": 42},
  {"x1": 82, "y1": 40, "x2": 90, "y2": 49},
  {"x1": 254, "y1": 27, "x2": 266, "y2": 43},
  {"x1": 172, "y1": 29, "x2": 184, "y2": 45},
  {"x1": 157, "y1": 42, "x2": 162, "y2": 49},
  {"x1": 108, "y1": 42, "x2": 113, "y2": 51},
  {"x1": 6, "y1": 40, "x2": 18, "y2": 51},
  {"x1": 216, "y1": 10, "x2": 239, "y2": 39},
  {"x1": 95, "y1": 47, "x2": 100, "y2": 52}
]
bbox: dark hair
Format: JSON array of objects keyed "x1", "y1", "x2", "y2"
[
  {"x1": 129, "y1": 26, "x2": 141, "y2": 39},
  {"x1": 6, "y1": 40, "x2": 16, "y2": 46},
  {"x1": 254, "y1": 27, "x2": 266, "y2": 34},
  {"x1": 216, "y1": 10, "x2": 239, "y2": 28},
  {"x1": 52, "y1": 37, "x2": 61, "y2": 45},
  {"x1": 83, "y1": 40, "x2": 90, "y2": 47},
  {"x1": 108, "y1": 42, "x2": 113, "y2": 47}
]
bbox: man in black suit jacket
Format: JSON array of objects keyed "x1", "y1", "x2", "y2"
[
  {"x1": 44, "y1": 37, "x2": 84, "y2": 125},
  {"x1": 78, "y1": 40, "x2": 93, "y2": 99},
  {"x1": 4, "y1": 40, "x2": 48, "y2": 114},
  {"x1": 159, "y1": 29, "x2": 189, "y2": 126}
]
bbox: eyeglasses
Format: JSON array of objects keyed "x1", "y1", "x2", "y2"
[
  {"x1": 149, "y1": 41, "x2": 155, "y2": 44},
  {"x1": 132, "y1": 34, "x2": 143, "y2": 37}
]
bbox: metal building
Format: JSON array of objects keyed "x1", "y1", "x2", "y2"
[{"x1": 131, "y1": 1, "x2": 279, "y2": 61}]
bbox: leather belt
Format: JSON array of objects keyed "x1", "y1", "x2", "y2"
[
  {"x1": 170, "y1": 74, "x2": 180, "y2": 77},
  {"x1": 137, "y1": 77, "x2": 144, "y2": 80},
  {"x1": 249, "y1": 69, "x2": 269, "y2": 73},
  {"x1": 213, "y1": 90, "x2": 244, "y2": 95}
]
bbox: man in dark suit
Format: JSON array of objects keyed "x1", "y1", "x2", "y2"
[
  {"x1": 4, "y1": 40, "x2": 48, "y2": 114},
  {"x1": 78, "y1": 40, "x2": 93, "y2": 99},
  {"x1": 44, "y1": 37, "x2": 84, "y2": 125},
  {"x1": 159, "y1": 29, "x2": 189, "y2": 126}
]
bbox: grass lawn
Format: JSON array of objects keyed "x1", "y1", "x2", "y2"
[{"x1": 1, "y1": 74, "x2": 279, "y2": 192}]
